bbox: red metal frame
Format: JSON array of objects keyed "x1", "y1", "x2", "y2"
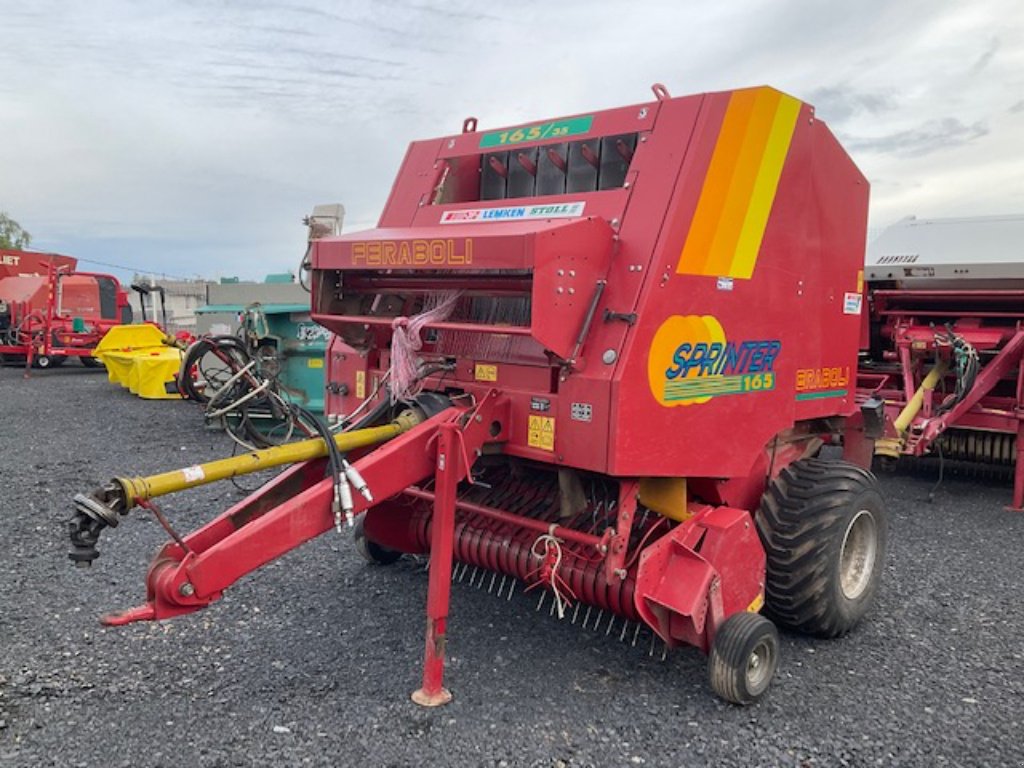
[
  {"x1": 92, "y1": 85, "x2": 881, "y2": 704},
  {"x1": 104, "y1": 394, "x2": 510, "y2": 703},
  {"x1": 0, "y1": 260, "x2": 133, "y2": 372},
  {"x1": 858, "y1": 287, "x2": 1024, "y2": 510}
]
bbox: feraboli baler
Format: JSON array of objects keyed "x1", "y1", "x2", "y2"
[{"x1": 70, "y1": 84, "x2": 888, "y2": 705}]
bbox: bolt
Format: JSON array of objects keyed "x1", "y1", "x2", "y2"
[
  {"x1": 569, "y1": 270, "x2": 576, "y2": 277},
  {"x1": 568, "y1": 287, "x2": 575, "y2": 295},
  {"x1": 557, "y1": 269, "x2": 564, "y2": 276},
  {"x1": 178, "y1": 582, "x2": 195, "y2": 597},
  {"x1": 556, "y1": 287, "x2": 564, "y2": 294},
  {"x1": 614, "y1": 568, "x2": 627, "y2": 580},
  {"x1": 638, "y1": 107, "x2": 648, "y2": 119},
  {"x1": 624, "y1": 182, "x2": 631, "y2": 189},
  {"x1": 602, "y1": 349, "x2": 617, "y2": 365}
]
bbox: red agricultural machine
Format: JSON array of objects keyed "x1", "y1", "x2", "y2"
[
  {"x1": 70, "y1": 84, "x2": 889, "y2": 705},
  {"x1": 858, "y1": 214, "x2": 1024, "y2": 511},
  {"x1": 0, "y1": 252, "x2": 134, "y2": 369}
]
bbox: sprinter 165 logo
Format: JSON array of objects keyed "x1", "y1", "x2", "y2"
[{"x1": 648, "y1": 315, "x2": 781, "y2": 406}]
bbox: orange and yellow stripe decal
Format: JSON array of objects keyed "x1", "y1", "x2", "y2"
[{"x1": 676, "y1": 87, "x2": 802, "y2": 279}]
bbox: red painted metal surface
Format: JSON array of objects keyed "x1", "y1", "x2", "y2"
[
  {"x1": 858, "y1": 285, "x2": 1024, "y2": 510},
  {"x1": 635, "y1": 504, "x2": 764, "y2": 652},
  {"x1": 414, "y1": 422, "x2": 460, "y2": 706},
  {"x1": 0, "y1": 248, "x2": 76, "y2": 278},
  {"x1": 0, "y1": 260, "x2": 133, "y2": 368},
  {"x1": 96, "y1": 85, "x2": 879, "y2": 703}
]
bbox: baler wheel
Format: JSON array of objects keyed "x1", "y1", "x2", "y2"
[
  {"x1": 353, "y1": 516, "x2": 402, "y2": 565},
  {"x1": 708, "y1": 612, "x2": 779, "y2": 705},
  {"x1": 32, "y1": 354, "x2": 56, "y2": 369},
  {"x1": 756, "y1": 458, "x2": 888, "y2": 638},
  {"x1": 81, "y1": 356, "x2": 104, "y2": 368}
]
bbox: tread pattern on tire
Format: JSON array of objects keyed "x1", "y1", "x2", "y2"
[
  {"x1": 708, "y1": 611, "x2": 777, "y2": 705},
  {"x1": 756, "y1": 457, "x2": 885, "y2": 639}
]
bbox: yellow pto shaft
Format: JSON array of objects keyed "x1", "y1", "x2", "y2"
[
  {"x1": 115, "y1": 410, "x2": 423, "y2": 510},
  {"x1": 875, "y1": 360, "x2": 948, "y2": 458},
  {"x1": 893, "y1": 360, "x2": 948, "y2": 434}
]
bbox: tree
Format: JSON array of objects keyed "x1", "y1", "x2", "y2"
[{"x1": 0, "y1": 212, "x2": 31, "y2": 250}]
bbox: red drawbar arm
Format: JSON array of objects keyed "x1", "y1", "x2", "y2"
[{"x1": 102, "y1": 395, "x2": 509, "y2": 626}]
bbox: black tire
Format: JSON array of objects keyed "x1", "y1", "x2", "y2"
[
  {"x1": 81, "y1": 356, "x2": 104, "y2": 368},
  {"x1": 353, "y1": 516, "x2": 401, "y2": 565},
  {"x1": 49, "y1": 355, "x2": 68, "y2": 367},
  {"x1": 708, "y1": 612, "x2": 779, "y2": 705},
  {"x1": 32, "y1": 355, "x2": 54, "y2": 369},
  {"x1": 756, "y1": 458, "x2": 888, "y2": 638}
]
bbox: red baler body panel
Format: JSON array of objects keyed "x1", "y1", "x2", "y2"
[{"x1": 314, "y1": 86, "x2": 868, "y2": 480}]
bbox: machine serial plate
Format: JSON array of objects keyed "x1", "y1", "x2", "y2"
[
  {"x1": 570, "y1": 402, "x2": 593, "y2": 422},
  {"x1": 479, "y1": 116, "x2": 594, "y2": 148}
]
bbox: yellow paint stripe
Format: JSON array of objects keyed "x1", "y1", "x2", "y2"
[
  {"x1": 677, "y1": 90, "x2": 758, "y2": 275},
  {"x1": 677, "y1": 88, "x2": 802, "y2": 279},
  {"x1": 729, "y1": 94, "x2": 801, "y2": 279},
  {"x1": 701, "y1": 89, "x2": 781, "y2": 276}
]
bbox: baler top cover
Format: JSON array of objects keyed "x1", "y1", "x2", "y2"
[{"x1": 312, "y1": 85, "x2": 869, "y2": 478}]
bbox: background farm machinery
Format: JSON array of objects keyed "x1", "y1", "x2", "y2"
[
  {"x1": 859, "y1": 214, "x2": 1024, "y2": 511},
  {"x1": 0, "y1": 255, "x2": 133, "y2": 369},
  {"x1": 71, "y1": 83, "x2": 891, "y2": 706},
  {"x1": 173, "y1": 208, "x2": 345, "y2": 442}
]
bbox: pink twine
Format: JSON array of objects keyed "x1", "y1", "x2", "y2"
[{"x1": 389, "y1": 291, "x2": 461, "y2": 403}]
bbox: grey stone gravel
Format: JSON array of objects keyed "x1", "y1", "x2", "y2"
[{"x1": 1, "y1": 364, "x2": 1023, "y2": 767}]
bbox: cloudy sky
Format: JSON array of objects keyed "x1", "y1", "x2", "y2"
[{"x1": 1, "y1": 0, "x2": 1022, "y2": 282}]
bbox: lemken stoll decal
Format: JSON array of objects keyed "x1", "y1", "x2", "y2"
[{"x1": 648, "y1": 315, "x2": 781, "y2": 406}]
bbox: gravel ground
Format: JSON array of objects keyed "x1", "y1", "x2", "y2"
[{"x1": 2, "y1": 364, "x2": 1023, "y2": 767}]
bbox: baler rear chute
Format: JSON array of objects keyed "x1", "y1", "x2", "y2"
[{"x1": 69, "y1": 83, "x2": 889, "y2": 705}]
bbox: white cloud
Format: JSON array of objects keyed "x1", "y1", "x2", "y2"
[{"x1": 0, "y1": 0, "x2": 1021, "y2": 279}]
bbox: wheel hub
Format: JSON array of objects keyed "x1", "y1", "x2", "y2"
[
  {"x1": 745, "y1": 638, "x2": 775, "y2": 694},
  {"x1": 839, "y1": 509, "x2": 878, "y2": 600}
]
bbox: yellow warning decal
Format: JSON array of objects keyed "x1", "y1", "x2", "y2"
[
  {"x1": 355, "y1": 370, "x2": 366, "y2": 399},
  {"x1": 308, "y1": 358, "x2": 324, "y2": 369},
  {"x1": 527, "y1": 415, "x2": 555, "y2": 451},
  {"x1": 746, "y1": 593, "x2": 765, "y2": 613},
  {"x1": 474, "y1": 363, "x2": 498, "y2": 382},
  {"x1": 857, "y1": 269, "x2": 864, "y2": 293}
]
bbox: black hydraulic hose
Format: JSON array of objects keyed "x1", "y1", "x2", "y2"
[{"x1": 177, "y1": 335, "x2": 251, "y2": 402}]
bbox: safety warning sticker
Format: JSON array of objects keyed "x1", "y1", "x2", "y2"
[{"x1": 527, "y1": 415, "x2": 555, "y2": 451}]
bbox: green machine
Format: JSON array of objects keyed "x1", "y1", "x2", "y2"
[{"x1": 194, "y1": 302, "x2": 329, "y2": 413}]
